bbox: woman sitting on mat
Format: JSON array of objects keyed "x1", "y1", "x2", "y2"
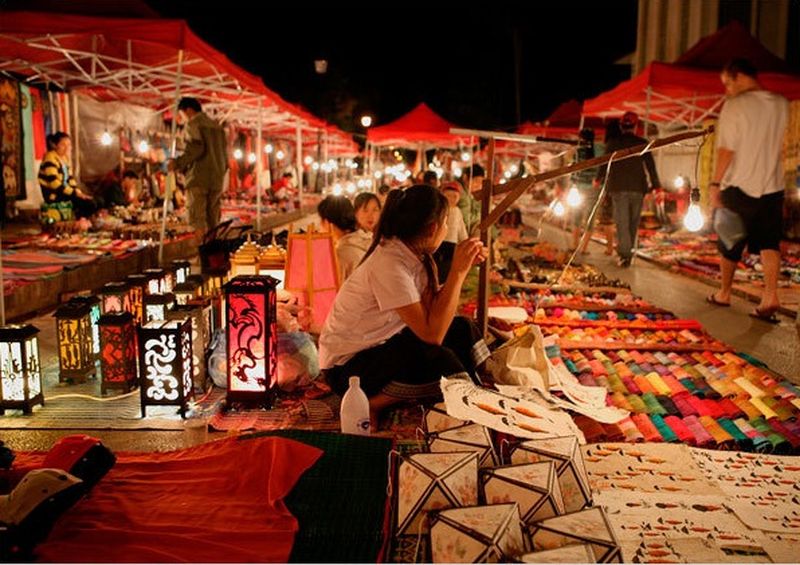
[{"x1": 319, "y1": 184, "x2": 490, "y2": 431}]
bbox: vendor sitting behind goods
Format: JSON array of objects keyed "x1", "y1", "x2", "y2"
[
  {"x1": 319, "y1": 184, "x2": 489, "y2": 431},
  {"x1": 337, "y1": 192, "x2": 381, "y2": 280},
  {"x1": 38, "y1": 132, "x2": 96, "y2": 218},
  {"x1": 98, "y1": 169, "x2": 139, "y2": 209}
]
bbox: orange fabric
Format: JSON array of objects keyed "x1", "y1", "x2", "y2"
[{"x1": 35, "y1": 437, "x2": 322, "y2": 563}]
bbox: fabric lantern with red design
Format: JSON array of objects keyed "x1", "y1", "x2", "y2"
[
  {"x1": 138, "y1": 318, "x2": 193, "y2": 418},
  {"x1": 126, "y1": 274, "x2": 148, "y2": 325},
  {"x1": 223, "y1": 275, "x2": 278, "y2": 406},
  {"x1": 99, "y1": 312, "x2": 137, "y2": 394},
  {"x1": 54, "y1": 301, "x2": 96, "y2": 383},
  {"x1": 480, "y1": 462, "x2": 565, "y2": 525},
  {"x1": 526, "y1": 506, "x2": 622, "y2": 562},
  {"x1": 429, "y1": 503, "x2": 526, "y2": 563},
  {"x1": 0, "y1": 324, "x2": 44, "y2": 414},
  {"x1": 99, "y1": 282, "x2": 131, "y2": 315}
]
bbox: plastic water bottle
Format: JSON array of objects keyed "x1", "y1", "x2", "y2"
[{"x1": 340, "y1": 376, "x2": 371, "y2": 435}]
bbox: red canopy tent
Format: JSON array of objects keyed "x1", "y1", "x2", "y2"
[
  {"x1": 366, "y1": 102, "x2": 469, "y2": 148},
  {"x1": 583, "y1": 23, "x2": 800, "y2": 127}
]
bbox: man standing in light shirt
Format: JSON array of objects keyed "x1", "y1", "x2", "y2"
[{"x1": 707, "y1": 58, "x2": 789, "y2": 323}]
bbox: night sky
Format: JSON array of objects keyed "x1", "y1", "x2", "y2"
[{"x1": 148, "y1": 2, "x2": 639, "y2": 133}]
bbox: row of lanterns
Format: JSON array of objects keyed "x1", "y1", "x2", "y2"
[{"x1": 0, "y1": 258, "x2": 283, "y2": 417}]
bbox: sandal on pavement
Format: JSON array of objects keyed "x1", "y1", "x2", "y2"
[
  {"x1": 749, "y1": 307, "x2": 780, "y2": 324},
  {"x1": 706, "y1": 294, "x2": 730, "y2": 307}
]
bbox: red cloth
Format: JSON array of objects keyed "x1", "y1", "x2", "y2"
[
  {"x1": 42, "y1": 434, "x2": 101, "y2": 471},
  {"x1": 35, "y1": 436, "x2": 322, "y2": 563}
]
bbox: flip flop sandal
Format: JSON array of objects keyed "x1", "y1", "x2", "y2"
[
  {"x1": 706, "y1": 294, "x2": 730, "y2": 307},
  {"x1": 749, "y1": 308, "x2": 780, "y2": 324}
]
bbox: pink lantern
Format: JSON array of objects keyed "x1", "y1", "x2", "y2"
[{"x1": 284, "y1": 227, "x2": 340, "y2": 330}]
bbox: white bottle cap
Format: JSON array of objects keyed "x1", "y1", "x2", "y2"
[{"x1": 349, "y1": 376, "x2": 360, "y2": 388}]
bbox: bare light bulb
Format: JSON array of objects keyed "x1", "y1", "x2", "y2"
[
  {"x1": 332, "y1": 184, "x2": 343, "y2": 196},
  {"x1": 553, "y1": 201, "x2": 566, "y2": 217},
  {"x1": 566, "y1": 186, "x2": 583, "y2": 207},
  {"x1": 276, "y1": 150, "x2": 285, "y2": 160},
  {"x1": 247, "y1": 152, "x2": 257, "y2": 164},
  {"x1": 345, "y1": 182, "x2": 356, "y2": 194},
  {"x1": 674, "y1": 176, "x2": 686, "y2": 189},
  {"x1": 312, "y1": 162, "x2": 320, "y2": 171},
  {"x1": 138, "y1": 140, "x2": 149, "y2": 154},
  {"x1": 360, "y1": 115, "x2": 373, "y2": 128},
  {"x1": 374, "y1": 171, "x2": 383, "y2": 179},
  {"x1": 303, "y1": 155, "x2": 313, "y2": 165},
  {"x1": 100, "y1": 131, "x2": 113, "y2": 146},
  {"x1": 265, "y1": 144, "x2": 274, "y2": 154},
  {"x1": 461, "y1": 152, "x2": 470, "y2": 162},
  {"x1": 683, "y1": 203, "x2": 704, "y2": 232},
  {"x1": 233, "y1": 148, "x2": 243, "y2": 160}
]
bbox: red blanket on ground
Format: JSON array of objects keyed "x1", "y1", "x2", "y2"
[{"x1": 28, "y1": 437, "x2": 322, "y2": 563}]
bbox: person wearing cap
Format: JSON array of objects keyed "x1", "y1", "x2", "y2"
[
  {"x1": 435, "y1": 181, "x2": 469, "y2": 280},
  {"x1": 706, "y1": 58, "x2": 788, "y2": 323},
  {"x1": 595, "y1": 111, "x2": 660, "y2": 267}
]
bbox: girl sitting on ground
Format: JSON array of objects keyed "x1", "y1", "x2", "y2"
[
  {"x1": 336, "y1": 192, "x2": 381, "y2": 280},
  {"x1": 319, "y1": 184, "x2": 489, "y2": 430}
]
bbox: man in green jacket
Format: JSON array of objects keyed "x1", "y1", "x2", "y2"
[
  {"x1": 168, "y1": 97, "x2": 228, "y2": 238},
  {"x1": 457, "y1": 163, "x2": 485, "y2": 234}
]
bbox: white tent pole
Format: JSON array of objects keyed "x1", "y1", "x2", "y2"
[
  {"x1": 72, "y1": 94, "x2": 81, "y2": 179},
  {"x1": 256, "y1": 98, "x2": 263, "y2": 232},
  {"x1": 158, "y1": 49, "x2": 183, "y2": 266},
  {"x1": 295, "y1": 125, "x2": 302, "y2": 209}
]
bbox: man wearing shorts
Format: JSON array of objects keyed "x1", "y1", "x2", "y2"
[
  {"x1": 168, "y1": 97, "x2": 228, "y2": 239},
  {"x1": 707, "y1": 59, "x2": 789, "y2": 323}
]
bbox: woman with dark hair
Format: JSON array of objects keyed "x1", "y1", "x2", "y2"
[
  {"x1": 317, "y1": 195, "x2": 355, "y2": 240},
  {"x1": 319, "y1": 184, "x2": 489, "y2": 429},
  {"x1": 337, "y1": 192, "x2": 381, "y2": 280},
  {"x1": 38, "y1": 132, "x2": 95, "y2": 218}
]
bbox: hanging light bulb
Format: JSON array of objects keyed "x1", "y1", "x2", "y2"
[
  {"x1": 553, "y1": 201, "x2": 566, "y2": 217},
  {"x1": 264, "y1": 144, "x2": 274, "y2": 154},
  {"x1": 247, "y1": 152, "x2": 257, "y2": 164},
  {"x1": 453, "y1": 166, "x2": 463, "y2": 178},
  {"x1": 374, "y1": 171, "x2": 383, "y2": 179},
  {"x1": 566, "y1": 185, "x2": 583, "y2": 207},
  {"x1": 683, "y1": 187, "x2": 704, "y2": 232},
  {"x1": 233, "y1": 148, "x2": 243, "y2": 160},
  {"x1": 276, "y1": 150, "x2": 285, "y2": 160},
  {"x1": 510, "y1": 164, "x2": 519, "y2": 174},
  {"x1": 503, "y1": 170, "x2": 512, "y2": 179},
  {"x1": 461, "y1": 152, "x2": 470, "y2": 162},
  {"x1": 345, "y1": 182, "x2": 357, "y2": 194},
  {"x1": 312, "y1": 162, "x2": 320, "y2": 171},
  {"x1": 138, "y1": 140, "x2": 149, "y2": 154},
  {"x1": 674, "y1": 175, "x2": 686, "y2": 190},
  {"x1": 100, "y1": 130, "x2": 113, "y2": 146},
  {"x1": 332, "y1": 183, "x2": 343, "y2": 196},
  {"x1": 303, "y1": 155, "x2": 314, "y2": 166}
]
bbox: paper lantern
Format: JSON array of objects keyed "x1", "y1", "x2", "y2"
[
  {"x1": 396, "y1": 451, "x2": 479, "y2": 536},
  {"x1": 229, "y1": 239, "x2": 261, "y2": 278},
  {"x1": 518, "y1": 543, "x2": 596, "y2": 563},
  {"x1": 54, "y1": 301, "x2": 96, "y2": 383},
  {"x1": 480, "y1": 462, "x2": 565, "y2": 524},
  {"x1": 526, "y1": 506, "x2": 622, "y2": 563},
  {"x1": 138, "y1": 319, "x2": 193, "y2": 418},
  {"x1": 429, "y1": 503, "x2": 525, "y2": 563},
  {"x1": 423, "y1": 402, "x2": 467, "y2": 433},
  {"x1": 99, "y1": 312, "x2": 137, "y2": 394},
  {"x1": 507, "y1": 436, "x2": 591, "y2": 512},
  {"x1": 171, "y1": 260, "x2": 191, "y2": 285},
  {"x1": 0, "y1": 324, "x2": 44, "y2": 414},
  {"x1": 69, "y1": 295, "x2": 101, "y2": 359},
  {"x1": 99, "y1": 282, "x2": 131, "y2": 314},
  {"x1": 284, "y1": 226, "x2": 340, "y2": 330},
  {"x1": 224, "y1": 275, "x2": 279, "y2": 405},
  {"x1": 173, "y1": 280, "x2": 201, "y2": 305},
  {"x1": 187, "y1": 297, "x2": 213, "y2": 348},
  {"x1": 257, "y1": 245, "x2": 286, "y2": 290},
  {"x1": 143, "y1": 268, "x2": 167, "y2": 295},
  {"x1": 168, "y1": 304, "x2": 207, "y2": 392},
  {"x1": 427, "y1": 423, "x2": 499, "y2": 468},
  {"x1": 125, "y1": 274, "x2": 148, "y2": 325},
  {"x1": 143, "y1": 293, "x2": 175, "y2": 322}
]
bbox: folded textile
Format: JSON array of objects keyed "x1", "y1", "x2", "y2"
[{"x1": 650, "y1": 414, "x2": 679, "y2": 442}]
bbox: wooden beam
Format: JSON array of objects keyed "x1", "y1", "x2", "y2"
[{"x1": 477, "y1": 137, "x2": 495, "y2": 337}]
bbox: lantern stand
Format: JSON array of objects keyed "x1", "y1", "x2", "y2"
[
  {"x1": 0, "y1": 324, "x2": 44, "y2": 415},
  {"x1": 221, "y1": 275, "x2": 279, "y2": 412}
]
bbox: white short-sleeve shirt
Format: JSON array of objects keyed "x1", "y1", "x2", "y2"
[
  {"x1": 319, "y1": 238, "x2": 427, "y2": 369},
  {"x1": 716, "y1": 89, "x2": 788, "y2": 198}
]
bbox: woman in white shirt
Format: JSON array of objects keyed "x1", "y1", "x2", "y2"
[
  {"x1": 319, "y1": 184, "x2": 489, "y2": 429},
  {"x1": 336, "y1": 192, "x2": 381, "y2": 280}
]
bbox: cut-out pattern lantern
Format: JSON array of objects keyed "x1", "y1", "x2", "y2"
[
  {"x1": 481, "y1": 462, "x2": 565, "y2": 525},
  {"x1": 54, "y1": 301, "x2": 96, "y2": 383},
  {"x1": 126, "y1": 274, "x2": 148, "y2": 325},
  {"x1": 0, "y1": 324, "x2": 44, "y2": 414},
  {"x1": 138, "y1": 319, "x2": 193, "y2": 418},
  {"x1": 508, "y1": 436, "x2": 592, "y2": 513},
  {"x1": 427, "y1": 423, "x2": 499, "y2": 468},
  {"x1": 224, "y1": 275, "x2": 278, "y2": 405},
  {"x1": 143, "y1": 293, "x2": 175, "y2": 323},
  {"x1": 100, "y1": 282, "x2": 131, "y2": 315},
  {"x1": 143, "y1": 268, "x2": 167, "y2": 295},
  {"x1": 99, "y1": 312, "x2": 137, "y2": 394},
  {"x1": 69, "y1": 295, "x2": 101, "y2": 359},
  {"x1": 168, "y1": 304, "x2": 207, "y2": 393},
  {"x1": 171, "y1": 260, "x2": 191, "y2": 285},
  {"x1": 430, "y1": 503, "x2": 526, "y2": 563},
  {"x1": 173, "y1": 280, "x2": 201, "y2": 306},
  {"x1": 284, "y1": 227, "x2": 340, "y2": 330}
]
